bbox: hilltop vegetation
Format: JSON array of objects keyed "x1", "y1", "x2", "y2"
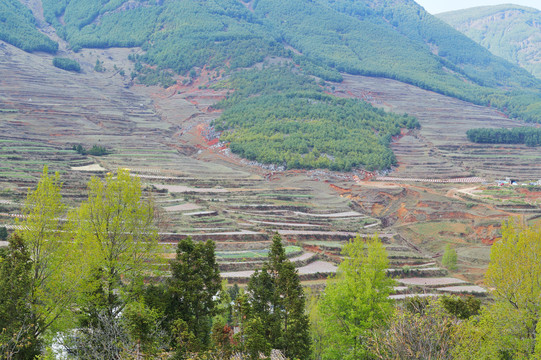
[
  {"x1": 438, "y1": 5, "x2": 541, "y2": 79},
  {"x1": 29, "y1": 0, "x2": 541, "y2": 124},
  {"x1": 0, "y1": 0, "x2": 58, "y2": 53}
]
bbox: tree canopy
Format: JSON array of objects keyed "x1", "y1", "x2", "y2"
[{"x1": 318, "y1": 234, "x2": 395, "y2": 359}]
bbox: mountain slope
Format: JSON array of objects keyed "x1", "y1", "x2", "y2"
[
  {"x1": 437, "y1": 5, "x2": 541, "y2": 79},
  {"x1": 30, "y1": 0, "x2": 541, "y2": 121}
]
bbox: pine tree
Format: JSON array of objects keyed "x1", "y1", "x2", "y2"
[
  {"x1": 244, "y1": 234, "x2": 311, "y2": 359},
  {"x1": 167, "y1": 237, "x2": 221, "y2": 354},
  {"x1": 0, "y1": 226, "x2": 7, "y2": 241},
  {"x1": 0, "y1": 234, "x2": 39, "y2": 359}
]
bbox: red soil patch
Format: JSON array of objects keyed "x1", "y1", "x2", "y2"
[
  {"x1": 371, "y1": 203, "x2": 385, "y2": 216},
  {"x1": 329, "y1": 184, "x2": 349, "y2": 193},
  {"x1": 475, "y1": 224, "x2": 500, "y2": 245},
  {"x1": 397, "y1": 203, "x2": 409, "y2": 219}
]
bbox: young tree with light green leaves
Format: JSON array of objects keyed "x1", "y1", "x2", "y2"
[
  {"x1": 64, "y1": 169, "x2": 161, "y2": 358},
  {"x1": 16, "y1": 167, "x2": 82, "y2": 339},
  {"x1": 454, "y1": 219, "x2": 541, "y2": 359},
  {"x1": 71, "y1": 169, "x2": 159, "y2": 318},
  {"x1": 442, "y1": 244, "x2": 458, "y2": 271},
  {"x1": 318, "y1": 234, "x2": 394, "y2": 360}
]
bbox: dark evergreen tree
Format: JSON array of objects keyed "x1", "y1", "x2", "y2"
[
  {"x1": 167, "y1": 237, "x2": 221, "y2": 354},
  {"x1": 0, "y1": 226, "x2": 7, "y2": 241},
  {"x1": 244, "y1": 234, "x2": 311, "y2": 360},
  {"x1": 0, "y1": 234, "x2": 40, "y2": 360}
]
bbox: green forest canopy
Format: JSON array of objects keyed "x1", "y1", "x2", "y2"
[
  {"x1": 466, "y1": 127, "x2": 541, "y2": 147},
  {"x1": 0, "y1": 0, "x2": 58, "y2": 53},
  {"x1": 33, "y1": 0, "x2": 541, "y2": 123},
  {"x1": 212, "y1": 67, "x2": 419, "y2": 171}
]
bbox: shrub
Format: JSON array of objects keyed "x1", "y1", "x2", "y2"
[
  {"x1": 442, "y1": 244, "x2": 458, "y2": 271},
  {"x1": 53, "y1": 57, "x2": 81, "y2": 72}
]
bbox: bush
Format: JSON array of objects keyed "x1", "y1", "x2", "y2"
[
  {"x1": 442, "y1": 244, "x2": 458, "y2": 271},
  {"x1": 53, "y1": 57, "x2": 81, "y2": 72},
  {"x1": 73, "y1": 144, "x2": 109, "y2": 156}
]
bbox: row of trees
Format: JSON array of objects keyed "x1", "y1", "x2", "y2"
[
  {"x1": 466, "y1": 127, "x2": 541, "y2": 146},
  {"x1": 3, "y1": 168, "x2": 541, "y2": 359}
]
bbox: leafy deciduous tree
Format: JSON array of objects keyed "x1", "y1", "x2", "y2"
[
  {"x1": 72, "y1": 169, "x2": 158, "y2": 318},
  {"x1": 17, "y1": 167, "x2": 81, "y2": 338},
  {"x1": 442, "y1": 244, "x2": 458, "y2": 271},
  {"x1": 454, "y1": 220, "x2": 541, "y2": 358},
  {"x1": 319, "y1": 234, "x2": 394, "y2": 360}
]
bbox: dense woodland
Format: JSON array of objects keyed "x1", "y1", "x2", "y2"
[
  {"x1": 52, "y1": 57, "x2": 81, "y2": 72},
  {"x1": 0, "y1": 0, "x2": 58, "y2": 53},
  {"x1": 467, "y1": 127, "x2": 541, "y2": 146},
  {"x1": 212, "y1": 67, "x2": 418, "y2": 171},
  {"x1": 2, "y1": 169, "x2": 541, "y2": 359}
]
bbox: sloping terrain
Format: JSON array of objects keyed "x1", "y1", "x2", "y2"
[
  {"x1": 438, "y1": 5, "x2": 541, "y2": 79},
  {"x1": 1, "y1": 0, "x2": 541, "y2": 292},
  {"x1": 336, "y1": 74, "x2": 541, "y2": 180},
  {"x1": 1, "y1": 37, "x2": 539, "y2": 293},
  {"x1": 19, "y1": 0, "x2": 541, "y2": 123}
]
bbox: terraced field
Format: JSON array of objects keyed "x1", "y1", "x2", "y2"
[
  {"x1": 2, "y1": 34, "x2": 540, "y2": 295},
  {"x1": 338, "y1": 74, "x2": 541, "y2": 181}
]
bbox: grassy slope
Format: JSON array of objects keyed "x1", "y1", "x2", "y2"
[{"x1": 437, "y1": 5, "x2": 541, "y2": 79}]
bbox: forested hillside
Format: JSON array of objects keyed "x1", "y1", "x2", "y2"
[
  {"x1": 0, "y1": 0, "x2": 58, "y2": 53},
  {"x1": 212, "y1": 67, "x2": 419, "y2": 171},
  {"x1": 4, "y1": 0, "x2": 541, "y2": 171},
  {"x1": 31, "y1": 0, "x2": 540, "y2": 122},
  {"x1": 438, "y1": 5, "x2": 541, "y2": 79}
]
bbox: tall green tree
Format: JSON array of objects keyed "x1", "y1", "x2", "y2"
[
  {"x1": 167, "y1": 237, "x2": 221, "y2": 355},
  {"x1": 318, "y1": 234, "x2": 394, "y2": 360},
  {"x1": 243, "y1": 234, "x2": 311, "y2": 360},
  {"x1": 65, "y1": 170, "x2": 160, "y2": 359},
  {"x1": 0, "y1": 234, "x2": 39, "y2": 360},
  {"x1": 17, "y1": 167, "x2": 81, "y2": 338},
  {"x1": 442, "y1": 244, "x2": 458, "y2": 271},
  {"x1": 72, "y1": 169, "x2": 158, "y2": 318}
]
